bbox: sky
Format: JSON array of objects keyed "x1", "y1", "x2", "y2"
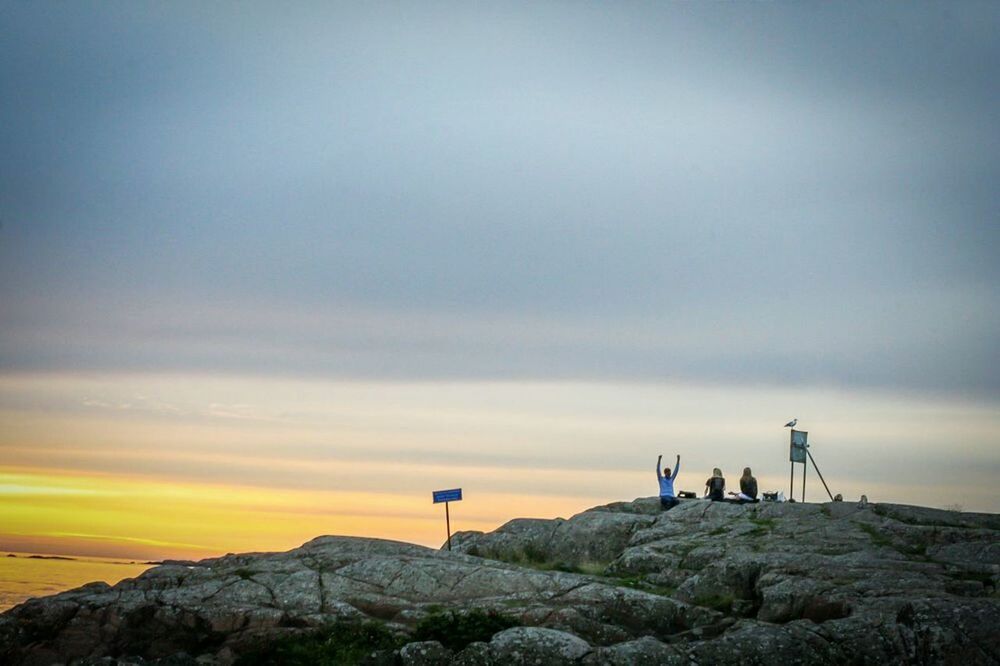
[{"x1": 1, "y1": 1, "x2": 998, "y2": 559}]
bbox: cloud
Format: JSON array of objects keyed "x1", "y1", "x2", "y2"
[{"x1": 0, "y1": 2, "x2": 997, "y2": 397}]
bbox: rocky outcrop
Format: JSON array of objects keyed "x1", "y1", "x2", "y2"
[{"x1": 2, "y1": 498, "x2": 998, "y2": 664}]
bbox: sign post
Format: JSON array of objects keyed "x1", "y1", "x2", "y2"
[
  {"x1": 787, "y1": 429, "x2": 835, "y2": 503},
  {"x1": 432, "y1": 488, "x2": 462, "y2": 550},
  {"x1": 789, "y1": 430, "x2": 808, "y2": 502}
]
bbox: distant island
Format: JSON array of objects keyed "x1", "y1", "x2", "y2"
[
  {"x1": 4, "y1": 554, "x2": 78, "y2": 561},
  {"x1": 1, "y1": 497, "x2": 998, "y2": 665}
]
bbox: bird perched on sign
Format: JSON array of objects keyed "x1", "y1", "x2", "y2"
[{"x1": 784, "y1": 418, "x2": 797, "y2": 428}]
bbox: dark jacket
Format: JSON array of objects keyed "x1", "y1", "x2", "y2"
[
  {"x1": 706, "y1": 476, "x2": 725, "y2": 501},
  {"x1": 740, "y1": 475, "x2": 758, "y2": 499}
]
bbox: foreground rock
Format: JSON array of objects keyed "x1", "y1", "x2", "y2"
[
  {"x1": 1, "y1": 499, "x2": 998, "y2": 664},
  {"x1": 455, "y1": 498, "x2": 1000, "y2": 664}
]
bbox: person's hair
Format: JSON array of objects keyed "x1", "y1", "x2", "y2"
[
  {"x1": 742, "y1": 467, "x2": 752, "y2": 478},
  {"x1": 664, "y1": 468, "x2": 671, "y2": 476},
  {"x1": 712, "y1": 468, "x2": 723, "y2": 478}
]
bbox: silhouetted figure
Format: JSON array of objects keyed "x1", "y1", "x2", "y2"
[
  {"x1": 657, "y1": 454, "x2": 681, "y2": 510},
  {"x1": 705, "y1": 468, "x2": 725, "y2": 501},
  {"x1": 738, "y1": 467, "x2": 758, "y2": 501}
]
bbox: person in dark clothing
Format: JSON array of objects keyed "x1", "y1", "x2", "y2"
[
  {"x1": 738, "y1": 467, "x2": 758, "y2": 501},
  {"x1": 656, "y1": 453, "x2": 681, "y2": 510},
  {"x1": 704, "y1": 468, "x2": 725, "y2": 501}
]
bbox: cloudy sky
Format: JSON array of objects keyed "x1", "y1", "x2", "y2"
[{"x1": 1, "y1": 2, "x2": 998, "y2": 558}]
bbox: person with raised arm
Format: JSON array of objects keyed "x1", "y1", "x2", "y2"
[{"x1": 656, "y1": 454, "x2": 681, "y2": 510}]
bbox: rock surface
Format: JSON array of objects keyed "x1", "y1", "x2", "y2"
[{"x1": 2, "y1": 498, "x2": 998, "y2": 664}]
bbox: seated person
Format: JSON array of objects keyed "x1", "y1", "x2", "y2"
[
  {"x1": 729, "y1": 467, "x2": 758, "y2": 502},
  {"x1": 704, "y1": 468, "x2": 725, "y2": 501}
]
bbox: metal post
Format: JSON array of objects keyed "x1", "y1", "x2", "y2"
[
  {"x1": 790, "y1": 462, "x2": 794, "y2": 499},
  {"x1": 445, "y1": 502, "x2": 452, "y2": 551},
  {"x1": 802, "y1": 459, "x2": 807, "y2": 503},
  {"x1": 806, "y1": 449, "x2": 835, "y2": 501}
]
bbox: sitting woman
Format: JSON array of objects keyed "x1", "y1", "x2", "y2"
[
  {"x1": 735, "y1": 467, "x2": 758, "y2": 502},
  {"x1": 704, "y1": 468, "x2": 726, "y2": 501}
]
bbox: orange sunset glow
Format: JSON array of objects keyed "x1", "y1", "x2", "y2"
[
  {"x1": 3, "y1": 372, "x2": 999, "y2": 563},
  {"x1": 0, "y1": 466, "x2": 586, "y2": 560}
]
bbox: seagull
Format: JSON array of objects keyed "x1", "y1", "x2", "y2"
[{"x1": 784, "y1": 418, "x2": 797, "y2": 428}]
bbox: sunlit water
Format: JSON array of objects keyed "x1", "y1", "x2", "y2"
[{"x1": 0, "y1": 552, "x2": 152, "y2": 612}]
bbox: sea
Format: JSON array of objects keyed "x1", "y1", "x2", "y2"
[{"x1": 0, "y1": 552, "x2": 153, "y2": 612}]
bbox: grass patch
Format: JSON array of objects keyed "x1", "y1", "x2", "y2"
[
  {"x1": 858, "y1": 523, "x2": 894, "y2": 548},
  {"x1": 708, "y1": 526, "x2": 728, "y2": 536},
  {"x1": 746, "y1": 517, "x2": 776, "y2": 537},
  {"x1": 522, "y1": 543, "x2": 548, "y2": 564},
  {"x1": 601, "y1": 575, "x2": 676, "y2": 597},
  {"x1": 570, "y1": 561, "x2": 607, "y2": 576},
  {"x1": 946, "y1": 571, "x2": 995, "y2": 589},
  {"x1": 693, "y1": 592, "x2": 735, "y2": 613},
  {"x1": 235, "y1": 618, "x2": 402, "y2": 666},
  {"x1": 413, "y1": 609, "x2": 519, "y2": 651},
  {"x1": 488, "y1": 547, "x2": 606, "y2": 576},
  {"x1": 817, "y1": 547, "x2": 847, "y2": 556},
  {"x1": 499, "y1": 558, "x2": 587, "y2": 574},
  {"x1": 857, "y1": 524, "x2": 929, "y2": 559},
  {"x1": 749, "y1": 517, "x2": 777, "y2": 529},
  {"x1": 870, "y1": 505, "x2": 975, "y2": 529}
]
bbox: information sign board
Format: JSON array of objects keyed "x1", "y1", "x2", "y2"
[
  {"x1": 433, "y1": 488, "x2": 463, "y2": 504},
  {"x1": 789, "y1": 429, "x2": 808, "y2": 463}
]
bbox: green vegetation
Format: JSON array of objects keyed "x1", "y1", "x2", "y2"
[
  {"x1": 501, "y1": 556, "x2": 596, "y2": 574},
  {"x1": 235, "y1": 618, "x2": 402, "y2": 666},
  {"x1": 601, "y1": 574, "x2": 675, "y2": 597},
  {"x1": 229, "y1": 605, "x2": 513, "y2": 661},
  {"x1": 857, "y1": 523, "x2": 894, "y2": 548},
  {"x1": 564, "y1": 561, "x2": 607, "y2": 575},
  {"x1": 817, "y1": 546, "x2": 846, "y2": 556},
  {"x1": 946, "y1": 570, "x2": 996, "y2": 590},
  {"x1": 482, "y1": 543, "x2": 607, "y2": 576},
  {"x1": 749, "y1": 517, "x2": 777, "y2": 529},
  {"x1": 747, "y1": 517, "x2": 777, "y2": 537},
  {"x1": 870, "y1": 505, "x2": 974, "y2": 529},
  {"x1": 413, "y1": 609, "x2": 520, "y2": 651},
  {"x1": 693, "y1": 592, "x2": 735, "y2": 613},
  {"x1": 521, "y1": 543, "x2": 548, "y2": 563},
  {"x1": 857, "y1": 524, "x2": 929, "y2": 559}
]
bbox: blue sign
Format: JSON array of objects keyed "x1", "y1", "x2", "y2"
[{"x1": 433, "y1": 488, "x2": 462, "y2": 503}]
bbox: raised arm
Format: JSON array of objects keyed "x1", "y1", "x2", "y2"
[
  {"x1": 656, "y1": 454, "x2": 663, "y2": 480},
  {"x1": 671, "y1": 455, "x2": 680, "y2": 480}
]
